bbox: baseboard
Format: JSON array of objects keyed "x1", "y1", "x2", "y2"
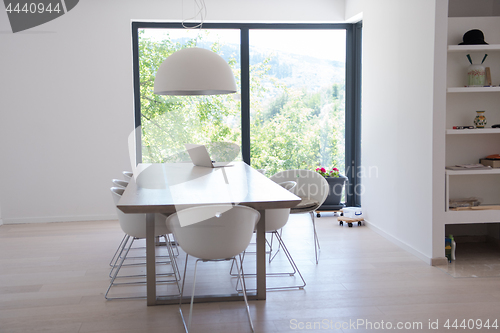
[
  {"x1": 430, "y1": 257, "x2": 449, "y2": 266},
  {"x1": 2, "y1": 214, "x2": 117, "y2": 224},
  {"x1": 363, "y1": 218, "x2": 434, "y2": 265}
]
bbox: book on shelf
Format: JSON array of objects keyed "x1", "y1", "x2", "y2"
[
  {"x1": 452, "y1": 126, "x2": 475, "y2": 129},
  {"x1": 446, "y1": 164, "x2": 492, "y2": 170}
]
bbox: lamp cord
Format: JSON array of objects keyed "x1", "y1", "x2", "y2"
[{"x1": 182, "y1": 0, "x2": 207, "y2": 29}]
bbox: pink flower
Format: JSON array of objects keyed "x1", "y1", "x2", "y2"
[
  {"x1": 333, "y1": 167, "x2": 339, "y2": 171},
  {"x1": 316, "y1": 168, "x2": 320, "y2": 171},
  {"x1": 320, "y1": 167, "x2": 326, "y2": 173}
]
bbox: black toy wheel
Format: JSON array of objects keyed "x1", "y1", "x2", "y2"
[
  {"x1": 348, "y1": 223, "x2": 353, "y2": 227},
  {"x1": 339, "y1": 221, "x2": 343, "y2": 226},
  {"x1": 358, "y1": 222, "x2": 362, "y2": 226},
  {"x1": 317, "y1": 213, "x2": 321, "y2": 218},
  {"x1": 340, "y1": 212, "x2": 343, "y2": 216}
]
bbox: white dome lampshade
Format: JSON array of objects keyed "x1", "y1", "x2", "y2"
[{"x1": 153, "y1": 47, "x2": 237, "y2": 96}]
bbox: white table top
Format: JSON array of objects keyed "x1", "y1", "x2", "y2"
[{"x1": 117, "y1": 162, "x2": 300, "y2": 214}]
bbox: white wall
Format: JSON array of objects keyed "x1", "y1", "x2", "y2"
[
  {"x1": 448, "y1": 0, "x2": 500, "y2": 17},
  {"x1": 0, "y1": 0, "x2": 345, "y2": 224},
  {"x1": 431, "y1": 0, "x2": 449, "y2": 261},
  {"x1": 347, "y1": 0, "x2": 447, "y2": 263}
]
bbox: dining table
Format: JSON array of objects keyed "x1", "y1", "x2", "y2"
[{"x1": 116, "y1": 161, "x2": 300, "y2": 305}]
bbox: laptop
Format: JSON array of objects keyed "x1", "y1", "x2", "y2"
[{"x1": 185, "y1": 144, "x2": 233, "y2": 168}]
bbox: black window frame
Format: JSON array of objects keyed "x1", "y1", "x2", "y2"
[{"x1": 131, "y1": 21, "x2": 362, "y2": 206}]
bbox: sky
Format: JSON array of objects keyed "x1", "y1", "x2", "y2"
[{"x1": 142, "y1": 27, "x2": 346, "y2": 62}]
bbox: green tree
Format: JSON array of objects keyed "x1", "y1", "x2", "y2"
[
  {"x1": 137, "y1": 29, "x2": 345, "y2": 177},
  {"x1": 138, "y1": 30, "x2": 240, "y2": 163}
]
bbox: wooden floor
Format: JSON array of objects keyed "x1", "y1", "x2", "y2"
[{"x1": 1, "y1": 214, "x2": 500, "y2": 333}]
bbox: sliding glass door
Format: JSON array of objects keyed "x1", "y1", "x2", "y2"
[
  {"x1": 248, "y1": 29, "x2": 346, "y2": 176},
  {"x1": 136, "y1": 28, "x2": 241, "y2": 163},
  {"x1": 132, "y1": 22, "x2": 361, "y2": 204}
]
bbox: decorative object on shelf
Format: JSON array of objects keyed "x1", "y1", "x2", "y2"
[
  {"x1": 473, "y1": 110, "x2": 487, "y2": 128},
  {"x1": 449, "y1": 197, "x2": 481, "y2": 209},
  {"x1": 466, "y1": 54, "x2": 486, "y2": 87},
  {"x1": 314, "y1": 166, "x2": 347, "y2": 211},
  {"x1": 459, "y1": 29, "x2": 488, "y2": 45},
  {"x1": 485, "y1": 67, "x2": 492, "y2": 86},
  {"x1": 446, "y1": 163, "x2": 491, "y2": 170},
  {"x1": 452, "y1": 125, "x2": 475, "y2": 129},
  {"x1": 480, "y1": 154, "x2": 500, "y2": 168}
]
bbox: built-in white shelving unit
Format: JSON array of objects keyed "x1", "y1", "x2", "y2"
[
  {"x1": 447, "y1": 87, "x2": 500, "y2": 93},
  {"x1": 446, "y1": 128, "x2": 500, "y2": 135},
  {"x1": 446, "y1": 168, "x2": 500, "y2": 176},
  {"x1": 448, "y1": 44, "x2": 500, "y2": 52},
  {"x1": 445, "y1": 17, "x2": 500, "y2": 224}
]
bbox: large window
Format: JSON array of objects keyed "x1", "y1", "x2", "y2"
[
  {"x1": 248, "y1": 29, "x2": 346, "y2": 176},
  {"x1": 136, "y1": 28, "x2": 242, "y2": 163},
  {"x1": 132, "y1": 23, "x2": 361, "y2": 205}
]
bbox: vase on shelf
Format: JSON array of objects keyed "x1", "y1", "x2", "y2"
[
  {"x1": 474, "y1": 111, "x2": 487, "y2": 128},
  {"x1": 467, "y1": 64, "x2": 486, "y2": 87}
]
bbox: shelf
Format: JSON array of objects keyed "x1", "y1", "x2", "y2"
[
  {"x1": 446, "y1": 128, "x2": 500, "y2": 135},
  {"x1": 447, "y1": 87, "x2": 500, "y2": 93},
  {"x1": 445, "y1": 209, "x2": 500, "y2": 224},
  {"x1": 446, "y1": 168, "x2": 500, "y2": 176},
  {"x1": 448, "y1": 44, "x2": 500, "y2": 52}
]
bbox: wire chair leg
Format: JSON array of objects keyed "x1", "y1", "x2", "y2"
[
  {"x1": 274, "y1": 232, "x2": 306, "y2": 288},
  {"x1": 105, "y1": 236, "x2": 134, "y2": 299},
  {"x1": 310, "y1": 211, "x2": 320, "y2": 264},
  {"x1": 179, "y1": 253, "x2": 189, "y2": 333},
  {"x1": 165, "y1": 233, "x2": 181, "y2": 294},
  {"x1": 109, "y1": 236, "x2": 134, "y2": 278},
  {"x1": 268, "y1": 228, "x2": 283, "y2": 263},
  {"x1": 236, "y1": 254, "x2": 254, "y2": 332},
  {"x1": 109, "y1": 234, "x2": 127, "y2": 267},
  {"x1": 186, "y1": 259, "x2": 201, "y2": 332},
  {"x1": 109, "y1": 235, "x2": 131, "y2": 277}
]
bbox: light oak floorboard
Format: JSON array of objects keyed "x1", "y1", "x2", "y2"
[{"x1": 1, "y1": 214, "x2": 500, "y2": 332}]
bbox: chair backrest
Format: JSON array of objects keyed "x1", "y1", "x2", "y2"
[
  {"x1": 110, "y1": 187, "x2": 170, "y2": 238},
  {"x1": 166, "y1": 205, "x2": 260, "y2": 260},
  {"x1": 264, "y1": 208, "x2": 290, "y2": 232},
  {"x1": 270, "y1": 170, "x2": 329, "y2": 207},
  {"x1": 112, "y1": 179, "x2": 129, "y2": 188},
  {"x1": 278, "y1": 181, "x2": 297, "y2": 192},
  {"x1": 122, "y1": 171, "x2": 133, "y2": 180}
]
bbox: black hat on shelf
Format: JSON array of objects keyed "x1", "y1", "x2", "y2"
[{"x1": 459, "y1": 29, "x2": 488, "y2": 45}]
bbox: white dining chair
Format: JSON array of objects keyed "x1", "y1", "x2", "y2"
[
  {"x1": 166, "y1": 204, "x2": 259, "y2": 333},
  {"x1": 270, "y1": 170, "x2": 329, "y2": 264},
  {"x1": 108, "y1": 178, "x2": 180, "y2": 271},
  {"x1": 233, "y1": 207, "x2": 306, "y2": 291},
  {"x1": 108, "y1": 178, "x2": 132, "y2": 268},
  {"x1": 266, "y1": 180, "x2": 297, "y2": 262},
  {"x1": 106, "y1": 187, "x2": 180, "y2": 300}
]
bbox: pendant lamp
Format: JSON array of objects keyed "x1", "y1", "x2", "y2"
[{"x1": 153, "y1": 47, "x2": 237, "y2": 96}]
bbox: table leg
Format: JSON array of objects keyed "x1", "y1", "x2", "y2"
[
  {"x1": 256, "y1": 209, "x2": 266, "y2": 300},
  {"x1": 146, "y1": 213, "x2": 156, "y2": 306}
]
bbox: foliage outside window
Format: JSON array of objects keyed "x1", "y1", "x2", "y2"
[{"x1": 136, "y1": 27, "x2": 346, "y2": 177}]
